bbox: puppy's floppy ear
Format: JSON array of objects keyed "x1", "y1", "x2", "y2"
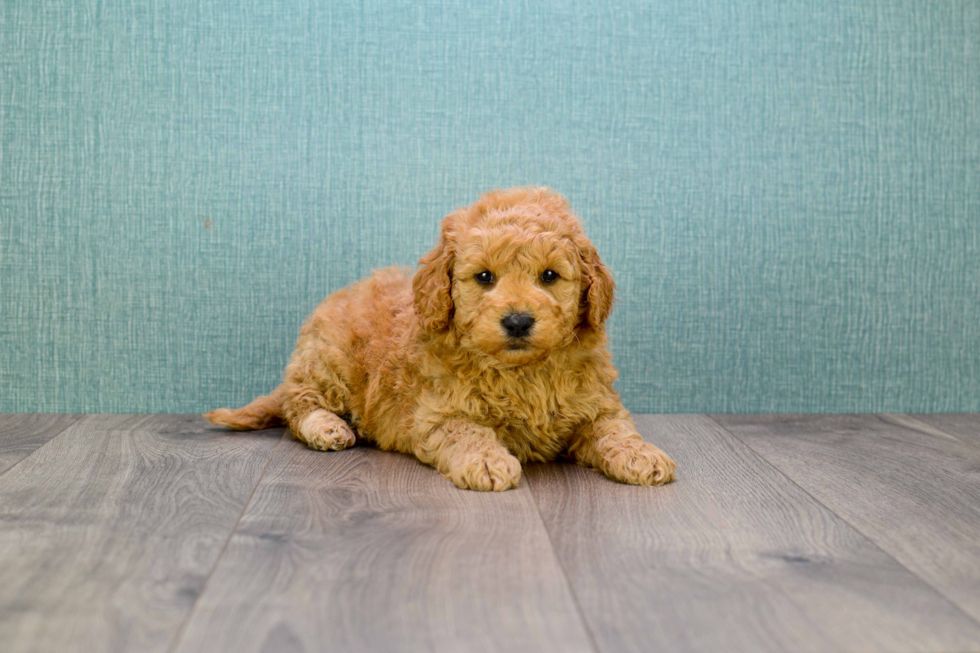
[
  {"x1": 413, "y1": 216, "x2": 456, "y2": 332},
  {"x1": 578, "y1": 238, "x2": 616, "y2": 330}
]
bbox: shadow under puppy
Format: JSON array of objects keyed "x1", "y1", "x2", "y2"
[{"x1": 206, "y1": 187, "x2": 676, "y2": 491}]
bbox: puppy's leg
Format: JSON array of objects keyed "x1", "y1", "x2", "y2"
[
  {"x1": 281, "y1": 371, "x2": 356, "y2": 452},
  {"x1": 291, "y1": 408, "x2": 356, "y2": 451},
  {"x1": 569, "y1": 416, "x2": 675, "y2": 486},
  {"x1": 414, "y1": 420, "x2": 522, "y2": 491}
]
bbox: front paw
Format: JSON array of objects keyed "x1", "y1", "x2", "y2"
[
  {"x1": 448, "y1": 448, "x2": 522, "y2": 492},
  {"x1": 602, "y1": 440, "x2": 676, "y2": 486}
]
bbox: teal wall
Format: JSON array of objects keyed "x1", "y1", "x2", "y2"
[{"x1": 2, "y1": 0, "x2": 978, "y2": 414}]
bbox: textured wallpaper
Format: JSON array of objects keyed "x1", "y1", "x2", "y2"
[{"x1": 1, "y1": 0, "x2": 978, "y2": 413}]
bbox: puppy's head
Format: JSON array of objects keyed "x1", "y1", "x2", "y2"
[{"x1": 413, "y1": 187, "x2": 614, "y2": 365}]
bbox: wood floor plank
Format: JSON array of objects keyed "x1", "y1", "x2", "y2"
[
  {"x1": 0, "y1": 414, "x2": 283, "y2": 653},
  {"x1": 712, "y1": 413, "x2": 980, "y2": 627},
  {"x1": 0, "y1": 414, "x2": 81, "y2": 476},
  {"x1": 172, "y1": 438, "x2": 594, "y2": 653},
  {"x1": 907, "y1": 413, "x2": 980, "y2": 448},
  {"x1": 527, "y1": 414, "x2": 980, "y2": 653}
]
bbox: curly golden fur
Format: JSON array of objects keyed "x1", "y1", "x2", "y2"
[{"x1": 206, "y1": 187, "x2": 675, "y2": 491}]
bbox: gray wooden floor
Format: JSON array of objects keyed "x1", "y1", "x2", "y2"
[{"x1": 1, "y1": 414, "x2": 979, "y2": 653}]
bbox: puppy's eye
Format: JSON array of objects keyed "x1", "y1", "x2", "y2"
[
  {"x1": 540, "y1": 269, "x2": 559, "y2": 284},
  {"x1": 475, "y1": 271, "x2": 495, "y2": 285}
]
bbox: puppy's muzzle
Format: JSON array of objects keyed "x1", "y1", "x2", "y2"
[{"x1": 501, "y1": 312, "x2": 535, "y2": 339}]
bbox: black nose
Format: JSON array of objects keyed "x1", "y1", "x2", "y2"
[{"x1": 501, "y1": 312, "x2": 535, "y2": 338}]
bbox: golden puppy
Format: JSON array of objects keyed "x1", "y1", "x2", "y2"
[{"x1": 206, "y1": 187, "x2": 675, "y2": 491}]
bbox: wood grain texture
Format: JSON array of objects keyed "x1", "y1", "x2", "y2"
[
  {"x1": 907, "y1": 413, "x2": 980, "y2": 448},
  {"x1": 713, "y1": 413, "x2": 980, "y2": 626},
  {"x1": 0, "y1": 414, "x2": 81, "y2": 476},
  {"x1": 0, "y1": 415, "x2": 283, "y2": 653},
  {"x1": 172, "y1": 438, "x2": 594, "y2": 653},
  {"x1": 527, "y1": 414, "x2": 980, "y2": 653}
]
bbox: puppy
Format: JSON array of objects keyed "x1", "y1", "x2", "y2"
[{"x1": 206, "y1": 187, "x2": 675, "y2": 491}]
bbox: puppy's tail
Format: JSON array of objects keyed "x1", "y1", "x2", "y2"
[{"x1": 204, "y1": 386, "x2": 285, "y2": 431}]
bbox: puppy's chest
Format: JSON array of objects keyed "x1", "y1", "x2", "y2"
[{"x1": 470, "y1": 377, "x2": 583, "y2": 457}]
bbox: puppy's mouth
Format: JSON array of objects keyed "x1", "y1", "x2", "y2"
[{"x1": 495, "y1": 340, "x2": 546, "y2": 364}]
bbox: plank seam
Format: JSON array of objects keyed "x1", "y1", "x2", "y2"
[
  {"x1": 896, "y1": 413, "x2": 980, "y2": 451},
  {"x1": 704, "y1": 413, "x2": 980, "y2": 633},
  {"x1": 0, "y1": 414, "x2": 84, "y2": 480},
  {"x1": 524, "y1": 470, "x2": 603, "y2": 653},
  {"x1": 165, "y1": 429, "x2": 289, "y2": 653}
]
